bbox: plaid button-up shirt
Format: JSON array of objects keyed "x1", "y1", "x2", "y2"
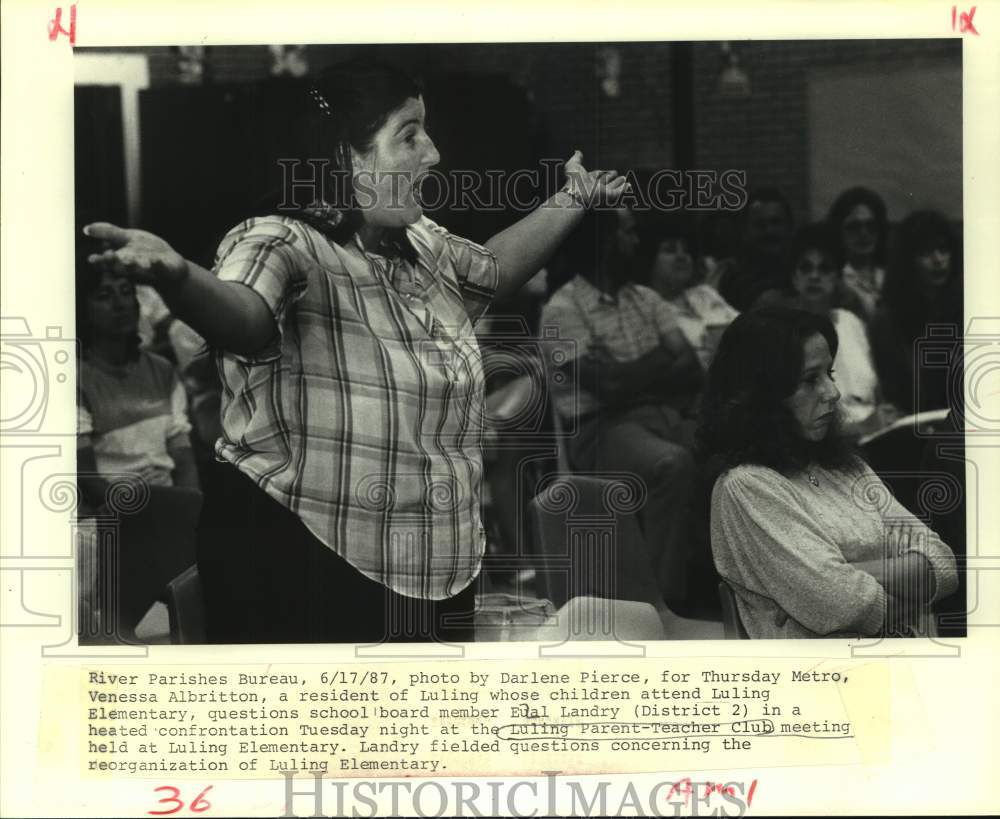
[
  {"x1": 541, "y1": 275, "x2": 690, "y2": 423},
  {"x1": 213, "y1": 215, "x2": 499, "y2": 600}
]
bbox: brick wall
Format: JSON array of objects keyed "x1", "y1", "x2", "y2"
[
  {"x1": 81, "y1": 39, "x2": 960, "y2": 222},
  {"x1": 691, "y1": 39, "x2": 961, "y2": 222}
]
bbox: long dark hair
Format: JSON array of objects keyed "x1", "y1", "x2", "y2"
[
  {"x1": 882, "y1": 210, "x2": 963, "y2": 343},
  {"x1": 826, "y1": 186, "x2": 889, "y2": 269},
  {"x1": 697, "y1": 306, "x2": 856, "y2": 474},
  {"x1": 251, "y1": 57, "x2": 423, "y2": 263}
]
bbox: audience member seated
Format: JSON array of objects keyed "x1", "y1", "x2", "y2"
[
  {"x1": 76, "y1": 259, "x2": 200, "y2": 514},
  {"x1": 715, "y1": 187, "x2": 794, "y2": 312},
  {"x1": 699, "y1": 306, "x2": 958, "y2": 638},
  {"x1": 870, "y1": 210, "x2": 963, "y2": 415},
  {"x1": 826, "y1": 186, "x2": 890, "y2": 324},
  {"x1": 479, "y1": 268, "x2": 553, "y2": 560},
  {"x1": 135, "y1": 284, "x2": 175, "y2": 359},
  {"x1": 786, "y1": 223, "x2": 899, "y2": 436},
  {"x1": 637, "y1": 213, "x2": 739, "y2": 371},
  {"x1": 695, "y1": 212, "x2": 742, "y2": 292},
  {"x1": 540, "y1": 206, "x2": 704, "y2": 610},
  {"x1": 134, "y1": 284, "x2": 221, "y2": 458}
]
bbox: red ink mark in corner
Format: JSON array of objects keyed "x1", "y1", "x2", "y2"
[
  {"x1": 747, "y1": 778, "x2": 758, "y2": 806},
  {"x1": 951, "y1": 5, "x2": 979, "y2": 35},
  {"x1": 47, "y1": 4, "x2": 77, "y2": 45},
  {"x1": 666, "y1": 777, "x2": 694, "y2": 805}
]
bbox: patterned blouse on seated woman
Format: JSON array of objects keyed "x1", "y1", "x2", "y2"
[{"x1": 698, "y1": 307, "x2": 957, "y2": 639}]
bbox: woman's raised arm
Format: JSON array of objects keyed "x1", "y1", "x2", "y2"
[
  {"x1": 484, "y1": 151, "x2": 629, "y2": 300},
  {"x1": 83, "y1": 223, "x2": 276, "y2": 356}
]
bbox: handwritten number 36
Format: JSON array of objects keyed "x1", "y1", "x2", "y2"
[{"x1": 148, "y1": 785, "x2": 213, "y2": 815}]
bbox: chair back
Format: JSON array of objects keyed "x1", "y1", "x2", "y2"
[
  {"x1": 165, "y1": 564, "x2": 207, "y2": 644},
  {"x1": 113, "y1": 485, "x2": 203, "y2": 638},
  {"x1": 717, "y1": 579, "x2": 749, "y2": 639},
  {"x1": 529, "y1": 474, "x2": 659, "y2": 610}
]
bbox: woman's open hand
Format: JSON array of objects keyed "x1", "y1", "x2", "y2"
[
  {"x1": 564, "y1": 150, "x2": 630, "y2": 207},
  {"x1": 83, "y1": 222, "x2": 188, "y2": 288}
]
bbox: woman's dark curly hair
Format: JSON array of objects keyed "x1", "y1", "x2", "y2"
[
  {"x1": 634, "y1": 210, "x2": 697, "y2": 286},
  {"x1": 697, "y1": 306, "x2": 856, "y2": 474},
  {"x1": 882, "y1": 209, "x2": 963, "y2": 342},
  {"x1": 253, "y1": 56, "x2": 424, "y2": 264},
  {"x1": 785, "y1": 222, "x2": 838, "y2": 288},
  {"x1": 826, "y1": 185, "x2": 889, "y2": 269}
]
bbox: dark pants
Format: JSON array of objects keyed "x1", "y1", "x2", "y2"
[
  {"x1": 567, "y1": 403, "x2": 699, "y2": 608},
  {"x1": 196, "y1": 462, "x2": 476, "y2": 644}
]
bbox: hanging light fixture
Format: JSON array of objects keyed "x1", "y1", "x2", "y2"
[
  {"x1": 175, "y1": 46, "x2": 207, "y2": 85},
  {"x1": 717, "y1": 42, "x2": 751, "y2": 98},
  {"x1": 596, "y1": 46, "x2": 622, "y2": 98},
  {"x1": 269, "y1": 45, "x2": 310, "y2": 78}
]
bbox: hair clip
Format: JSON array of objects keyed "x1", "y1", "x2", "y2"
[{"x1": 308, "y1": 87, "x2": 333, "y2": 117}]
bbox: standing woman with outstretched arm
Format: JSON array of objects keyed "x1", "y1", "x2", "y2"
[{"x1": 84, "y1": 58, "x2": 625, "y2": 644}]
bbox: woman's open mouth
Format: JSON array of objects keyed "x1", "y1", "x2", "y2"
[{"x1": 411, "y1": 172, "x2": 430, "y2": 207}]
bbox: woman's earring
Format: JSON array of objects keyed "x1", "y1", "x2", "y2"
[{"x1": 335, "y1": 142, "x2": 349, "y2": 172}]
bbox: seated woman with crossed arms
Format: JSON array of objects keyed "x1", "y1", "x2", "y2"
[{"x1": 698, "y1": 306, "x2": 957, "y2": 638}]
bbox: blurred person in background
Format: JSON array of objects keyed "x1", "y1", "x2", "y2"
[
  {"x1": 637, "y1": 211, "x2": 739, "y2": 372},
  {"x1": 76, "y1": 248, "x2": 199, "y2": 515},
  {"x1": 542, "y1": 206, "x2": 704, "y2": 611},
  {"x1": 870, "y1": 210, "x2": 963, "y2": 415},
  {"x1": 786, "y1": 223, "x2": 898, "y2": 437},
  {"x1": 826, "y1": 186, "x2": 890, "y2": 324},
  {"x1": 715, "y1": 187, "x2": 794, "y2": 312}
]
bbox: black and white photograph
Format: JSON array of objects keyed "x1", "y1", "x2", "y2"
[
  {"x1": 71, "y1": 38, "x2": 966, "y2": 645},
  {"x1": 3, "y1": 3, "x2": 999, "y2": 816}
]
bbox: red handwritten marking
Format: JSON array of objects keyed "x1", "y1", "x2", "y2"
[
  {"x1": 148, "y1": 786, "x2": 184, "y2": 816},
  {"x1": 666, "y1": 778, "x2": 758, "y2": 807},
  {"x1": 952, "y1": 5, "x2": 979, "y2": 34},
  {"x1": 190, "y1": 786, "x2": 213, "y2": 813},
  {"x1": 666, "y1": 777, "x2": 694, "y2": 803},
  {"x1": 47, "y1": 4, "x2": 77, "y2": 45},
  {"x1": 148, "y1": 785, "x2": 213, "y2": 816}
]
